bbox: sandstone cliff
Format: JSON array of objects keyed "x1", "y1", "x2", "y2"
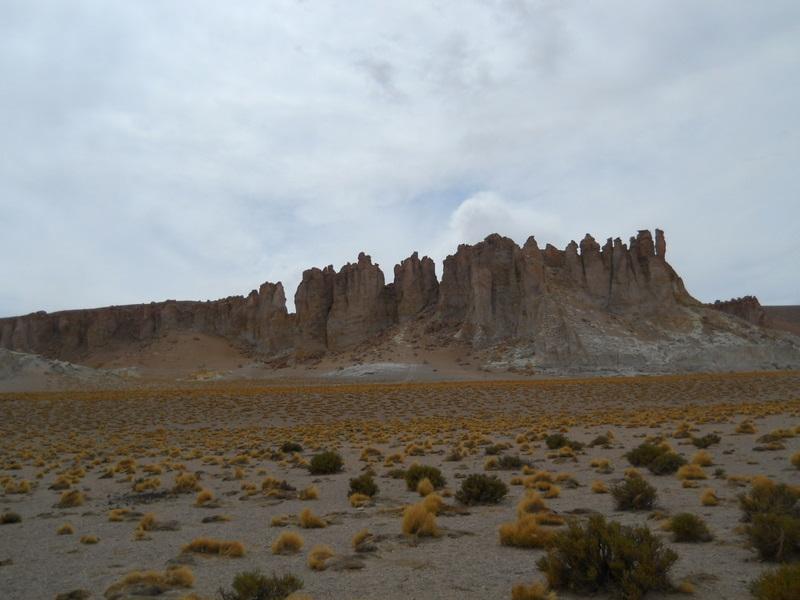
[{"x1": 2, "y1": 229, "x2": 798, "y2": 373}]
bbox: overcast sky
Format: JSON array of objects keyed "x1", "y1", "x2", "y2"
[{"x1": 1, "y1": 1, "x2": 798, "y2": 317}]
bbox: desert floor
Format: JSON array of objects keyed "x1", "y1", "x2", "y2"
[{"x1": 1, "y1": 372, "x2": 799, "y2": 600}]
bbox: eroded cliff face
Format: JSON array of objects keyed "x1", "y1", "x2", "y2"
[
  {"x1": 0, "y1": 229, "x2": 728, "y2": 364},
  {"x1": 711, "y1": 296, "x2": 766, "y2": 326}
]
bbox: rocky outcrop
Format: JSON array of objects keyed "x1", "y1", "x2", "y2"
[
  {"x1": 5, "y1": 228, "x2": 791, "y2": 373},
  {"x1": 326, "y1": 253, "x2": 396, "y2": 351},
  {"x1": 393, "y1": 252, "x2": 439, "y2": 323}
]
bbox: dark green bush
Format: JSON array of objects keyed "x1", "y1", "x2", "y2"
[
  {"x1": 545, "y1": 433, "x2": 584, "y2": 451},
  {"x1": 455, "y1": 474, "x2": 508, "y2": 505},
  {"x1": 647, "y1": 452, "x2": 686, "y2": 475},
  {"x1": 751, "y1": 563, "x2": 800, "y2": 600},
  {"x1": 624, "y1": 442, "x2": 667, "y2": 467},
  {"x1": 494, "y1": 455, "x2": 526, "y2": 470},
  {"x1": 348, "y1": 473, "x2": 378, "y2": 498},
  {"x1": 670, "y1": 513, "x2": 712, "y2": 543},
  {"x1": 747, "y1": 513, "x2": 800, "y2": 562},
  {"x1": 611, "y1": 476, "x2": 657, "y2": 511},
  {"x1": 537, "y1": 514, "x2": 677, "y2": 600},
  {"x1": 404, "y1": 464, "x2": 445, "y2": 491},
  {"x1": 0, "y1": 512, "x2": 21, "y2": 525},
  {"x1": 280, "y1": 441, "x2": 303, "y2": 453},
  {"x1": 218, "y1": 570, "x2": 303, "y2": 600},
  {"x1": 691, "y1": 433, "x2": 721, "y2": 449},
  {"x1": 308, "y1": 451, "x2": 343, "y2": 475}
]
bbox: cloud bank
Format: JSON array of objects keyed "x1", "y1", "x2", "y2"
[{"x1": 1, "y1": 0, "x2": 798, "y2": 316}]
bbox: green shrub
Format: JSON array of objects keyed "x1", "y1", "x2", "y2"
[
  {"x1": 348, "y1": 474, "x2": 378, "y2": 498},
  {"x1": 691, "y1": 433, "x2": 721, "y2": 449},
  {"x1": 739, "y1": 482, "x2": 799, "y2": 522},
  {"x1": 404, "y1": 465, "x2": 445, "y2": 491},
  {"x1": 611, "y1": 477, "x2": 657, "y2": 511},
  {"x1": 218, "y1": 570, "x2": 303, "y2": 600},
  {"x1": 385, "y1": 468, "x2": 407, "y2": 479},
  {"x1": 624, "y1": 442, "x2": 667, "y2": 467},
  {"x1": 455, "y1": 474, "x2": 508, "y2": 505},
  {"x1": 537, "y1": 514, "x2": 677, "y2": 599},
  {"x1": 0, "y1": 512, "x2": 21, "y2": 525},
  {"x1": 751, "y1": 563, "x2": 800, "y2": 600},
  {"x1": 545, "y1": 433, "x2": 584, "y2": 451},
  {"x1": 280, "y1": 442, "x2": 303, "y2": 453},
  {"x1": 647, "y1": 452, "x2": 686, "y2": 475},
  {"x1": 308, "y1": 451, "x2": 343, "y2": 475},
  {"x1": 494, "y1": 455, "x2": 526, "y2": 470},
  {"x1": 747, "y1": 513, "x2": 800, "y2": 562},
  {"x1": 670, "y1": 513, "x2": 712, "y2": 543}
]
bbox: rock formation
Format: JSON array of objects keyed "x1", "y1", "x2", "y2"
[{"x1": 2, "y1": 228, "x2": 797, "y2": 373}]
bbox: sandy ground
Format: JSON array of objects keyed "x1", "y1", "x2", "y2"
[{"x1": 1, "y1": 374, "x2": 799, "y2": 600}]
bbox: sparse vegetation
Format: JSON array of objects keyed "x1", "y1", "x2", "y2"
[
  {"x1": 537, "y1": 515, "x2": 677, "y2": 599},
  {"x1": 740, "y1": 478, "x2": 800, "y2": 561},
  {"x1": 669, "y1": 513, "x2": 713, "y2": 542},
  {"x1": 0, "y1": 511, "x2": 21, "y2": 525},
  {"x1": 182, "y1": 538, "x2": 245, "y2": 557},
  {"x1": 271, "y1": 532, "x2": 304, "y2": 555},
  {"x1": 308, "y1": 451, "x2": 343, "y2": 475},
  {"x1": 218, "y1": 570, "x2": 303, "y2": 600},
  {"x1": 611, "y1": 476, "x2": 657, "y2": 511},
  {"x1": 404, "y1": 464, "x2": 445, "y2": 491},
  {"x1": 455, "y1": 473, "x2": 508, "y2": 505},
  {"x1": 402, "y1": 501, "x2": 440, "y2": 537},
  {"x1": 750, "y1": 563, "x2": 800, "y2": 600},
  {"x1": 499, "y1": 515, "x2": 557, "y2": 548},
  {"x1": 298, "y1": 508, "x2": 326, "y2": 529},
  {"x1": 348, "y1": 473, "x2": 378, "y2": 498},
  {"x1": 307, "y1": 544, "x2": 334, "y2": 571}
]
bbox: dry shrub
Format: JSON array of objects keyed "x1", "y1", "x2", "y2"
[
  {"x1": 57, "y1": 490, "x2": 85, "y2": 508},
  {"x1": 669, "y1": 513, "x2": 713, "y2": 543},
  {"x1": 307, "y1": 544, "x2": 334, "y2": 571},
  {"x1": 402, "y1": 501, "x2": 440, "y2": 537},
  {"x1": 791, "y1": 451, "x2": 800, "y2": 470},
  {"x1": 511, "y1": 581, "x2": 557, "y2": 600},
  {"x1": 349, "y1": 493, "x2": 371, "y2": 508},
  {"x1": 544, "y1": 485, "x2": 561, "y2": 499},
  {"x1": 133, "y1": 477, "x2": 160, "y2": 492},
  {"x1": 701, "y1": 488, "x2": 719, "y2": 506},
  {"x1": 417, "y1": 477, "x2": 434, "y2": 497},
  {"x1": 105, "y1": 566, "x2": 194, "y2": 596},
  {"x1": 298, "y1": 485, "x2": 318, "y2": 500},
  {"x1": 591, "y1": 480, "x2": 608, "y2": 494},
  {"x1": 173, "y1": 472, "x2": 200, "y2": 494},
  {"x1": 218, "y1": 571, "x2": 303, "y2": 600},
  {"x1": 0, "y1": 512, "x2": 21, "y2": 525},
  {"x1": 517, "y1": 492, "x2": 548, "y2": 517},
  {"x1": 590, "y1": 458, "x2": 613, "y2": 474},
  {"x1": 182, "y1": 537, "x2": 245, "y2": 557},
  {"x1": 405, "y1": 464, "x2": 446, "y2": 491},
  {"x1": 80, "y1": 535, "x2": 99, "y2": 544},
  {"x1": 499, "y1": 515, "x2": 557, "y2": 548},
  {"x1": 271, "y1": 531, "x2": 304, "y2": 555},
  {"x1": 298, "y1": 508, "x2": 326, "y2": 529},
  {"x1": 677, "y1": 465, "x2": 707, "y2": 480},
  {"x1": 195, "y1": 489, "x2": 214, "y2": 506},
  {"x1": 138, "y1": 513, "x2": 156, "y2": 531},
  {"x1": 108, "y1": 508, "x2": 130, "y2": 522},
  {"x1": 750, "y1": 563, "x2": 800, "y2": 600},
  {"x1": 691, "y1": 450, "x2": 713, "y2": 466},
  {"x1": 736, "y1": 420, "x2": 756, "y2": 434},
  {"x1": 352, "y1": 529, "x2": 372, "y2": 549},
  {"x1": 611, "y1": 477, "x2": 657, "y2": 511},
  {"x1": 57, "y1": 522, "x2": 74, "y2": 535}
]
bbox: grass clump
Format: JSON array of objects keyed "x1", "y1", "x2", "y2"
[
  {"x1": 173, "y1": 472, "x2": 201, "y2": 493},
  {"x1": 280, "y1": 441, "x2": 303, "y2": 453},
  {"x1": 669, "y1": 513, "x2": 713, "y2": 542},
  {"x1": 611, "y1": 477, "x2": 657, "y2": 511},
  {"x1": 691, "y1": 433, "x2": 721, "y2": 448},
  {"x1": 348, "y1": 473, "x2": 378, "y2": 498},
  {"x1": 298, "y1": 508, "x2": 326, "y2": 529},
  {"x1": 402, "y1": 501, "x2": 440, "y2": 537},
  {"x1": 0, "y1": 511, "x2": 21, "y2": 524},
  {"x1": 700, "y1": 488, "x2": 719, "y2": 506},
  {"x1": 308, "y1": 451, "x2": 343, "y2": 475},
  {"x1": 271, "y1": 531, "x2": 304, "y2": 555},
  {"x1": 545, "y1": 433, "x2": 583, "y2": 451},
  {"x1": 510, "y1": 581, "x2": 556, "y2": 600},
  {"x1": 499, "y1": 515, "x2": 557, "y2": 548},
  {"x1": 740, "y1": 478, "x2": 800, "y2": 561},
  {"x1": 404, "y1": 464, "x2": 445, "y2": 491},
  {"x1": 591, "y1": 480, "x2": 608, "y2": 494},
  {"x1": 182, "y1": 537, "x2": 245, "y2": 557},
  {"x1": 56, "y1": 489, "x2": 85, "y2": 508},
  {"x1": 455, "y1": 473, "x2": 508, "y2": 505},
  {"x1": 57, "y1": 522, "x2": 74, "y2": 535},
  {"x1": 105, "y1": 566, "x2": 194, "y2": 597},
  {"x1": 298, "y1": 485, "x2": 318, "y2": 501},
  {"x1": 750, "y1": 563, "x2": 800, "y2": 600},
  {"x1": 218, "y1": 570, "x2": 303, "y2": 600},
  {"x1": 791, "y1": 451, "x2": 800, "y2": 469},
  {"x1": 537, "y1": 514, "x2": 677, "y2": 599},
  {"x1": 307, "y1": 544, "x2": 334, "y2": 571}
]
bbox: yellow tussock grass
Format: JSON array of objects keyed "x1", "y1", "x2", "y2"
[
  {"x1": 701, "y1": 488, "x2": 719, "y2": 506},
  {"x1": 182, "y1": 537, "x2": 245, "y2": 557},
  {"x1": 417, "y1": 477, "x2": 434, "y2": 497},
  {"x1": 402, "y1": 502, "x2": 440, "y2": 537},
  {"x1": 511, "y1": 580, "x2": 557, "y2": 600},
  {"x1": 299, "y1": 485, "x2": 319, "y2": 500},
  {"x1": 80, "y1": 535, "x2": 99, "y2": 544},
  {"x1": 307, "y1": 544, "x2": 335, "y2": 570},
  {"x1": 195, "y1": 489, "x2": 214, "y2": 506},
  {"x1": 677, "y1": 464, "x2": 707, "y2": 480},
  {"x1": 349, "y1": 493, "x2": 371, "y2": 508},
  {"x1": 691, "y1": 450, "x2": 713, "y2": 466},
  {"x1": 499, "y1": 515, "x2": 556, "y2": 548},
  {"x1": 516, "y1": 492, "x2": 547, "y2": 517},
  {"x1": 591, "y1": 480, "x2": 608, "y2": 494},
  {"x1": 271, "y1": 531, "x2": 304, "y2": 554},
  {"x1": 57, "y1": 489, "x2": 85, "y2": 508},
  {"x1": 57, "y1": 522, "x2": 74, "y2": 535},
  {"x1": 298, "y1": 508, "x2": 326, "y2": 529}
]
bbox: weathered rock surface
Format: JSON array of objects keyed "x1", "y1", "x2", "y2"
[{"x1": 1, "y1": 229, "x2": 798, "y2": 373}]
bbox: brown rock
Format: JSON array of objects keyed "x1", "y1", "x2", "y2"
[{"x1": 393, "y1": 252, "x2": 439, "y2": 323}]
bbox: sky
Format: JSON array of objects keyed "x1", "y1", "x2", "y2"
[{"x1": 1, "y1": 0, "x2": 798, "y2": 317}]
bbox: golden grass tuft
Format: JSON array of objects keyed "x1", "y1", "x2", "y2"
[
  {"x1": 57, "y1": 522, "x2": 74, "y2": 535},
  {"x1": 108, "y1": 508, "x2": 130, "y2": 522},
  {"x1": 499, "y1": 515, "x2": 556, "y2": 548},
  {"x1": 677, "y1": 464, "x2": 708, "y2": 480},
  {"x1": 182, "y1": 537, "x2": 245, "y2": 557},
  {"x1": 271, "y1": 531, "x2": 304, "y2": 554},
  {"x1": 352, "y1": 529, "x2": 372, "y2": 549},
  {"x1": 677, "y1": 580, "x2": 695, "y2": 594},
  {"x1": 691, "y1": 450, "x2": 713, "y2": 466},
  {"x1": 591, "y1": 480, "x2": 608, "y2": 494},
  {"x1": 307, "y1": 544, "x2": 335, "y2": 570},
  {"x1": 80, "y1": 535, "x2": 99, "y2": 544},
  {"x1": 700, "y1": 488, "x2": 719, "y2": 506},
  {"x1": 590, "y1": 458, "x2": 613, "y2": 473},
  {"x1": 517, "y1": 492, "x2": 547, "y2": 517},
  {"x1": 349, "y1": 492, "x2": 372, "y2": 508},
  {"x1": 417, "y1": 477, "x2": 434, "y2": 497},
  {"x1": 194, "y1": 489, "x2": 214, "y2": 506},
  {"x1": 138, "y1": 513, "x2": 156, "y2": 531},
  {"x1": 298, "y1": 508, "x2": 326, "y2": 528},
  {"x1": 624, "y1": 467, "x2": 642, "y2": 479},
  {"x1": 402, "y1": 501, "x2": 440, "y2": 537},
  {"x1": 511, "y1": 580, "x2": 557, "y2": 600},
  {"x1": 735, "y1": 420, "x2": 756, "y2": 434},
  {"x1": 299, "y1": 485, "x2": 319, "y2": 500},
  {"x1": 173, "y1": 472, "x2": 201, "y2": 493},
  {"x1": 544, "y1": 485, "x2": 561, "y2": 499},
  {"x1": 57, "y1": 489, "x2": 85, "y2": 508},
  {"x1": 106, "y1": 566, "x2": 194, "y2": 596},
  {"x1": 133, "y1": 477, "x2": 161, "y2": 492},
  {"x1": 791, "y1": 451, "x2": 800, "y2": 469},
  {"x1": 421, "y1": 492, "x2": 444, "y2": 515}
]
